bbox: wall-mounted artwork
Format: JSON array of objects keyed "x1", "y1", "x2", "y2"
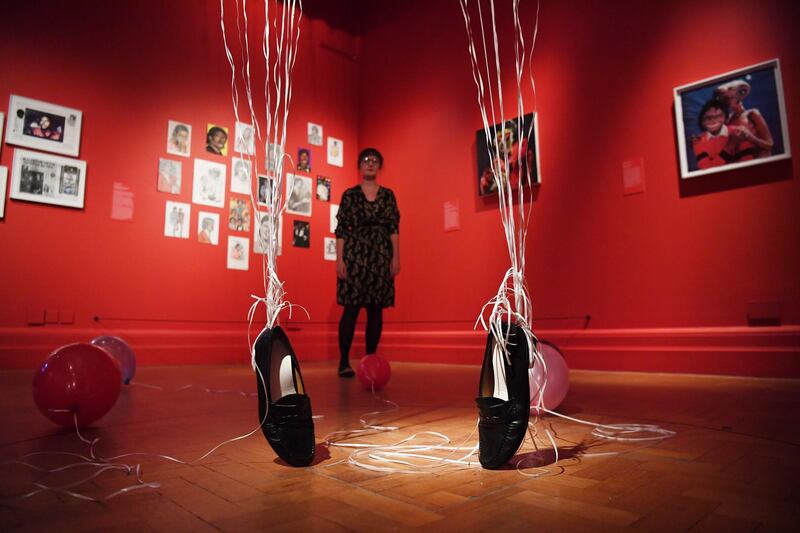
[
  {"x1": 192, "y1": 159, "x2": 226, "y2": 208},
  {"x1": 157, "y1": 158, "x2": 182, "y2": 194},
  {"x1": 206, "y1": 124, "x2": 229, "y2": 156},
  {"x1": 327, "y1": 137, "x2": 343, "y2": 167},
  {"x1": 292, "y1": 220, "x2": 310, "y2": 248},
  {"x1": 286, "y1": 173, "x2": 312, "y2": 216},
  {"x1": 5, "y1": 95, "x2": 82, "y2": 157},
  {"x1": 257, "y1": 174, "x2": 275, "y2": 207},
  {"x1": 307, "y1": 122, "x2": 323, "y2": 146},
  {"x1": 164, "y1": 201, "x2": 190, "y2": 239},
  {"x1": 10, "y1": 148, "x2": 87, "y2": 208},
  {"x1": 330, "y1": 203, "x2": 339, "y2": 233},
  {"x1": 166, "y1": 120, "x2": 191, "y2": 157},
  {"x1": 234, "y1": 121, "x2": 255, "y2": 155},
  {"x1": 323, "y1": 237, "x2": 336, "y2": 261},
  {"x1": 476, "y1": 112, "x2": 540, "y2": 197},
  {"x1": 266, "y1": 142, "x2": 283, "y2": 172},
  {"x1": 0, "y1": 112, "x2": 5, "y2": 146},
  {"x1": 228, "y1": 197, "x2": 251, "y2": 232},
  {"x1": 316, "y1": 176, "x2": 331, "y2": 201},
  {"x1": 197, "y1": 211, "x2": 219, "y2": 245},
  {"x1": 227, "y1": 236, "x2": 249, "y2": 270},
  {"x1": 674, "y1": 59, "x2": 791, "y2": 179},
  {"x1": 231, "y1": 157, "x2": 252, "y2": 195},
  {"x1": 297, "y1": 147, "x2": 311, "y2": 172},
  {"x1": 254, "y1": 211, "x2": 282, "y2": 255},
  {"x1": 0, "y1": 166, "x2": 7, "y2": 218}
]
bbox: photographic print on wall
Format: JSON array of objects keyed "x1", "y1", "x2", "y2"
[
  {"x1": 234, "y1": 121, "x2": 256, "y2": 155},
  {"x1": 476, "y1": 112, "x2": 540, "y2": 197},
  {"x1": 197, "y1": 211, "x2": 220, "y2": 245},
  {"x1": 166, "y1": 120, "x2": 191, "y2": 157},
  {"x1": 0, "y1": 166, "x2": 7, "y2": 218},
  {"x1": 10, "y1": 149, "x2": 87, "y2": 208},
  {"x1": 0, "y1": 112, "x2": 4, "y2": 145},
  {"x1": 254, "y1": 211, "x2": 282, "y2": 255},
  {"x1": 316, "y1": 176, "x2": 331, "y2": 201},
  {"x1": 292, "y1": 220, "x2": 310, "y2": 248},
  {"x1": 674, "y1": 59, "x2": 790, "y2": 179},
  {"x1": 231, "y1": 157, "x2": 252, "y2": 195},
  {"x1": 327, "y1": 137, "x2": 343, "y2": 167},
  {"x1": 285, "y1": 173, "x2": 312, "y2": 216},
  {"x1": 5, "y1": 95, "x2": 83, "y2": 157},
  {"x1": 257, "y1": 174, "x2": 275, "y2": 207},
  {"x1": 206, "y1": 124, "x2": 229, "y2": 156},
  {"x1": 192, "y1": 159, "x2": 226, "y2": 208},
  {"x1": 157, "y1": 158, "x2": 182, "y2": 194},
  {"x1": 227, "y1": 236, "x2": 249, "y2": 270},
  {"x1": 164, "y1": 201, "x2": 191, "y2": 239},
  {"x1": 228, "y1": 197, "x2": 251, "y2": 232}
]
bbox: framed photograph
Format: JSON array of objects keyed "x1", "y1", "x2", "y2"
[
  {"x1": 285, "y1": 173, "x2": 312, "y2": 216},
  {"x1": 166, "y1": 120, "x2": 191, "y2": 157},
  {"x1": 292, "y1": 220, "x2": 310, "y2": 248},
  {"x1": 157, "y1": 158, "x2": 182, "y2": 194},
  {"x1": 227, "y1": 236, "x2": 249, "y2": 270},
  {"x1": 192, "y1": 159, "x2": 226, "y2": 208},
  {"x1": 327, "y1": 137, "x2": 343, "y2": 167},
  {"x1": 266, "y1": 142, "x2": 283, "y2": 172},
  {"x1": 234, "y1": 121, "x2": 256, "y2": 155},
  {"x1": 307, "y1": 122, "x2": 323, "y2": 146},
  {"x1": 254, "y1": 211, "x2": 283, "y2": 255},
  {"x1": 197, "y1": 211, "x2": 220, "y2": 245},
  {"x1": 323, "y1": 236, "x2": 337, "y2": 261},
  {"x1": 0, "y1": 166, "x2": 7, "y2": 218},
  {"x1": 206, "y1": 123, "x2": 229, "y2": 156},
  {"x1": 228, "y1": 197, "x2": 251, "y2": 232},
  {"x1": 10, "y1": 148, "x2": 87, "y2": 208},
  {"x1": 5, "y1": 95, "x2": 83, "y2": 157},
  {"x1": 316, "y1": 176, "x2": 331, "y2": 201},
  {"x1": 257, "y1": 174, "x2": 275, "y2": 207},
  {"x1": 0, "y1": 112, "x2": 4, "y2": 146},
  {"x1": 476, "y1": 112, "x2": 540, "y2": 197},
  {"x1": 674, "y1": 59, "x2": 791, "y2": 179},
  {"x1": 297, "y1": 147, "x2": 311, "y2": 173},
  {"x1": 164, "y1": 201, "x2": 190, "y2": 239},
  {"x1": 231, "y1": 157, "x2": 252, "y2": 195},
  {"x1": 330, "y1": 203, "x2": 339, "y2": 233}
]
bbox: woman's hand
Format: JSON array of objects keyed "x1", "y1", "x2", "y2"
[
  {"x1": 390, "y1": 256, "x2": 400, "y2": 277},
  {"x1": 336, "y1": 258, "x2": 348, "y2": 280}
]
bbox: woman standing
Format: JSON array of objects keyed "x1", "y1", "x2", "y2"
[{"x1": 335, "y1": 148, "x2": 400, "y2": 377}]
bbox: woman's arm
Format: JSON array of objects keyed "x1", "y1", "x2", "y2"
[
  {"x1": 390, "y1": 233, "x2": 400, "y2": 277},
  {"x1": 336, "y1": 238, "x2": 347, "y2": 279}
]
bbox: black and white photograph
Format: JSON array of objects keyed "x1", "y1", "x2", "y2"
[
  {"x1": 230, "y1": 157, "x2": 252, "y2": 195},
  {"x1": 307, "y1": 122, "x2": 323, "y2": 146},
  {"x1": 0, "y1": 166, "x2": 7, "y2": 219},
  {"x1": 228, "y1": 197, "x2": 251, "y2": 232},
  {"x1": 266, "y1": 142, "x2": 283, "y2": 172},
  {"x1": 157, "y1": 158, "x2": 182, "y2": 194},
  {"x1": 192, "y1": 159, "x2": 226, "y2": 208},
  {"x1": 10, "y1": 148, "x2": 87, "y2": 208},
  {"x1": 234, "y1": 121, "x2": 256, "y2": 155},
  {"x1": 253, "y1": 211, "x2": 282, "y2": 255},
  {"x1": 5, "y1": 95, "x2": 83, "y2": 157},
  {"x1": 285, "y1": 173, "x2": 312, "y2": 216},
  {"x1": 227, "y1": 236, "x2": 249, "y2": 270},
  {"x1": 166, "y1": 120, "x2": 191, "y2": 157},
  {"x1": 674, "y1": 59, "x2": 791, "y2": 179},
  {"x1": 164, "y1": 201, "x2": 190, "y2": 239},
  {"x1": 330, "y1": 203, "x2": 339, "y2": 233},
  {"x1": 257, "y1": 174, "x2": 275, "y2": 207},
  {"x1": 292, "y1": 220, "x2": 310, "y2": 248},
  {"x1": 327, "y1": 136, "x2": 343, "y2": 167},
  {"x1": 197, "y1": 211, "x2": 219, "y2": 245},
  {"x1": 316, "y1": 176, "x2": 331, "y2": 201},
  {"x1": 323, "y1": 236, "x2": 336, "y2": 261}
]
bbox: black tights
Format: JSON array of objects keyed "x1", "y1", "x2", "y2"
[{"x1": 338, "y1": 305, "x2": 383, "y2": 368}]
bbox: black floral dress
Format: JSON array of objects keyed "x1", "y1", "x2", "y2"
[{"x1": 335, "y1": 185, "x2": 400, "y2": 308}]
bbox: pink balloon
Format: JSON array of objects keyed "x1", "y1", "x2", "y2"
[
  {"x1": 357, "y1": 354, "x2": 391, "y2": 391},
  {"x1": 529, "y1": 340, "x2": 569, "y2": 412}
]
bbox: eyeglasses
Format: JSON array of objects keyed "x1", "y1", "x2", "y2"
[{"x1": 360, "y1": 156, "x2": 380, "y2": 165}]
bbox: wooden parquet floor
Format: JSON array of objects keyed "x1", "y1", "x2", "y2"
[{"x1": 1, "y1": 361, "x2": 799, "y2": 531}]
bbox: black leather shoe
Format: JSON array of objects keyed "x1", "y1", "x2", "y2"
[
  {"x1": 253, "y1": 325, "x2": 315, "y2": 467},
  {"x1": 476, "y1": 322, "x2": 530, "y2": 469}
]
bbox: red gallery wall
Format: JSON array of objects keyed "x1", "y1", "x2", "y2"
[
  {"x1": 357, "y1": 0, "x2": 800, "y2": 376},
  {"x1": 1, "y1": 1, "x2": 798, "y2": 377},
  {"x1": 0, "y1": 1, "x2": 360, "y2": 366}
]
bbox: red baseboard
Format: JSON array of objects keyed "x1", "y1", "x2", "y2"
[{"x1": 1, "y1": 325, "x2": 798, "y2": 378}]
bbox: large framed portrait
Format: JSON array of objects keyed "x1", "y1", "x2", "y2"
[
  {"x1": 476, "y1": 112, "x2": 540, "y2": 197},
  {"x1": 10, "y1": 148, "x2": 87, "y2": 208},
  {"x1": 285, "y1": 173, "x2": 312, "y2": 216},
  {"x1": 674, "y1": 59, "x2": 790, "y2": 179},
  {"x1": 5, "y1": 95, "x2": 83, "y2": 157}
]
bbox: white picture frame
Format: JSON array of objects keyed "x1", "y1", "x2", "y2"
[
  {"x1": 323, "y1": 237, "x2": 337, "y2": 261},
  {"x1": 234, "y1": 121, "x2": 256, "y2": 155},
  {"x1": 231, "y1": 157, "x2": 253, "y2": 195},
  {"x1": 254, "y1": 211, "x2": 283, "y2": 255},
  {"x1": 5, "y1": 95, "x2": 82, "y2": 157},
  {"x1": 197, "y1": 211, "x2": 220, "y2": 245},
  {"x1": 10, "y1": 148, "x2": 87, "y2": 208},
  {"x1": 674, "y1": 58, "x2": 791, "y2": 179},
  {"x1": 330, "y1": 203, "x2": 339, "y2": 233},
  {"x1": 327, "y1": 136, "x2": 343, "y2": 167},
  {"x1": 285, "y1": 173, "x2": 312, "y2": 216},
  {"x1": 227, "y1": 236, "x2": 250, "y2": 270},
  {"x1": 0, "y1": 112, "x2": 5, "y2": 146},
  {"x1": 0, "y1": 166, "x2": 7, "y2": 218},
  {"x1": 166, "y1": 120, "x2": 192, "y2": 157},
  {"x1": 192, "y1": 159, "x2": 226, "y2": 208},
  {"x1": 164, "y1": 201, "x2": 191, "y2": 239},
  {"x1": 307, "y1": 122, "x2": 323, "y2": 146}
]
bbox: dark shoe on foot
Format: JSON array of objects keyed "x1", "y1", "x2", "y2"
[
  {"x1": 475, "y1": 322, "x2": 530, "y2": 469},
  {"x1": 338, "y1": 365, "x2": 355, "y2": 378},
  {"x1": 253, "y1": 325, "x2": 315, "y2": 467}
]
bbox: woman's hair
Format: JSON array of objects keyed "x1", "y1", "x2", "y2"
[
  {"x1": 207, "y1": 126, "x2": 228, "y2": 143},
  {"x1": 697, "y1": 99, "x2": 727, "y2": 131},
  {"x1": 172, "y1": 124, "x2": 189, "y2": 137},
  {"x1": 358, "y1": 147, "x2": 384, "y2": 168}
]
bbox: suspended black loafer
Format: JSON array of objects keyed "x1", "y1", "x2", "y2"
[
  {"x1": 253, "y1": 325, "x2": 315, "y2": 467},
  {"x1": 475, "y1": 322, "x2": 530, "y2": 469}
]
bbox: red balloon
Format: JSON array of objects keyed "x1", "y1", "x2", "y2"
[
  {"x1": 357, "y1": 354, "x2": 391, "y2": 391},
  {"x1": 32, "y1": 343, "x2": 122, "y2": 427}
]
